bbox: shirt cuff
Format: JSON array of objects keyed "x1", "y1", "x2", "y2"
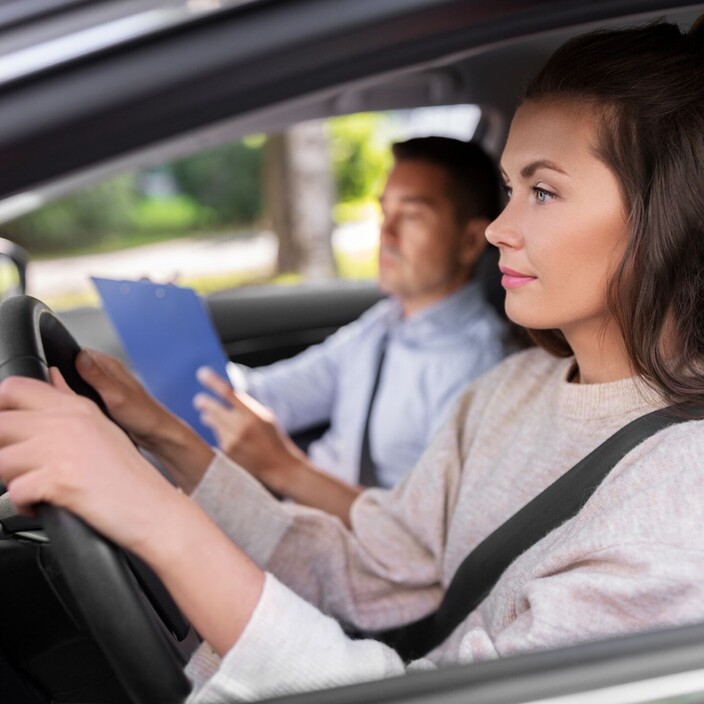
[{"x1": 188, "y1": 573, "x2": 409, "y2": 702}]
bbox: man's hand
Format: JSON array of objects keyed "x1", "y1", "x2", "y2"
[
  {"x1": 195, "y1": 367, "x2": 361, "y2": 525},
  {"x1": 76, "y1": 349, "x2": 214, "y2": 493},
  {"x1": 194, "y1": 367, "x2": 306, "y2": 494}
]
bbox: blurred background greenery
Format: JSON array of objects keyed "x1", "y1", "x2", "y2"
[
  {"x1": 10, "y1": 106, "x2": 480, "y2": 309},
  {"x1": 5, "y1": 114, "x2": 391, "y2": 259}
]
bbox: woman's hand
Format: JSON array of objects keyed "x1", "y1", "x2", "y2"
[
  {"x1": 76, "y1": 350, "x2": 214, "y2": 493},
  {"x1": 194, "y1": 367, "x2": 307, "y2": 494},
  {"x1": 0, "y1": 372, "x2": 179, "y2": 555},
  {"x1": 0, "y1": 370, "x2": 265, "y2": 656},
  {"x1": 75, "y1": 349, "x2": 174, "y2": 449}
]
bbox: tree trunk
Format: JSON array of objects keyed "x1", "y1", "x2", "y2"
[{"x1": 263, "y1": 120, "x2": 336, "y2": 279}]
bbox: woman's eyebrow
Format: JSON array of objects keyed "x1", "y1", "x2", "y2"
[
  {"x1": 499, "y1": 160, "x2": 567, "y2": 181},
  {"x1": 520, "y1": 159, "x2": 567, "y2": 179}
]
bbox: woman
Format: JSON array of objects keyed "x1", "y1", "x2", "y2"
[{"x1": 1, "y1": 17, "x2": 704, "y2": 702}]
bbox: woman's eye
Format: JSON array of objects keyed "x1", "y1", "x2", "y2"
[
  {"x1": 501, "y1": 184, "x2": 512, "y2": 199},
  {"x1": 531, "y1": 186, "x2": 556, "y2": 203}
]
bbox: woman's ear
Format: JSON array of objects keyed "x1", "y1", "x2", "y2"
[{"x1": 459, "y1": 216, "x2": 490, "y2": 267}]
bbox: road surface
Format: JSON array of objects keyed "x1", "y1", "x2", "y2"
[{"x1": 27, "y1": 219, "x2": 378, "y2": 306}]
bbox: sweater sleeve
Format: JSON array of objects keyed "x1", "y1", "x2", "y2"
[
  {"x1": 185, "y1": 369, "x2": 704, "y2": 701},
  {"x1": 186, "y1": 573, "x2": 416, "y2": 702},
  {"x1": 191, "y1": 387, "x2": 472, "y2": 630},
  {"x1": 186, "y1": 534, "x2": 704, "y2": 703},
  {"x1": 185, "y1": 424, "x2": 466, "y2": 702}
]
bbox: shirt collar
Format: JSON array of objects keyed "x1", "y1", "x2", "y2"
[{"x1": 384, "y1": 280, "x2": 485, "y2": 342}]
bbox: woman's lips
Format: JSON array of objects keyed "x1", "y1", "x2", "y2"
[{"x1": 499, "y1": 266, "x2": 537, "y2": 289}]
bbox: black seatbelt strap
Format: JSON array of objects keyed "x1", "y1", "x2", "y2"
[
  {"x1": 376, "y1": 403, "x2": 700, "y2": 661},
  {"x1": 359, "y1": 334, "x2": 388, "y2": 487}
]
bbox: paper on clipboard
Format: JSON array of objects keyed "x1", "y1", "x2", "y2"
[{"x1": 92, "y1": 276, "x2": 229, "y2": 445}]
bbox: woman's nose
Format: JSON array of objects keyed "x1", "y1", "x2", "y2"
[{"x1": 485, "y1": 204, "x2": 522, "y2": 249}]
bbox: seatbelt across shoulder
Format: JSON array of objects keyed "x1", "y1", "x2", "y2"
[{"x1": 376, "y1": 403, "x2": 701, "y2": 661}]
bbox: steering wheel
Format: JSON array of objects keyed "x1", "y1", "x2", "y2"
[{"x1": 0, "y1": 295, "x2": 192, "y2": 704}]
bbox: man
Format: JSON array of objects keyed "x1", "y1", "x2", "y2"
[{"x1": 195, "y1": 137, "x2": 508, "y2": 522}]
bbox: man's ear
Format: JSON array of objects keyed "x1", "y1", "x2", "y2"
[{"x1": 459, "y1": 216, "x2": 490, "y2": 267}]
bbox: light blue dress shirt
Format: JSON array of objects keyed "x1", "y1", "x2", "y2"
[{"x1": 235, "y1": 281, "x2": 507, "y2": 488}]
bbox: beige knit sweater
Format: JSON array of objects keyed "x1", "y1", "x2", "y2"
[{"x1": 185, "y1": 348, "x2": 704, "y2": 702}]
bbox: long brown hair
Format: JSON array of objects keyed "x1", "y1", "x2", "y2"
[{"x1": 523, "y1": 18, "x2": 704, "y2": 406}]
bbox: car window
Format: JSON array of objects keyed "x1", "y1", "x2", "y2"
[{"x1": 4, "y1": 104, "x2": 480, "y2": 312}]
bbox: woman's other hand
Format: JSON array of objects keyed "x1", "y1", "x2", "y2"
[
  {"x1": 75, "y1": 349, "x2": 172, "y2": 449},
  {"x1": 75, "y1": 349, "x2": 214, "y2": 493}
]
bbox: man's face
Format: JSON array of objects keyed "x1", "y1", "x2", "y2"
[{"x1": 378, "y1": 160, "x2": 484, "y2": 315}]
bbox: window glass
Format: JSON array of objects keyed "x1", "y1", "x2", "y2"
[{"x1": 8, "y1": 105, "x2": 480, "y2": 311}]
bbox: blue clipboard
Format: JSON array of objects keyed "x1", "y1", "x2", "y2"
[{"x1": 92, "y1": 277, "x2": 229, "y2": 445}]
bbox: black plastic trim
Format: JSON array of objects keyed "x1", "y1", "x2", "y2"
[{"x1": 0, "y1": 0, "x2": 701, "y2": 197}]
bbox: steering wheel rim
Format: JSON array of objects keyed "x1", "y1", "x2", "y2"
[{"x1": 0, "y1": 295, "x2": 192, "y2": 704}]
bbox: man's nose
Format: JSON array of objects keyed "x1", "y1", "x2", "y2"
[{"x1": 379, "y1": 216, "x2": 398, "y2": 243}]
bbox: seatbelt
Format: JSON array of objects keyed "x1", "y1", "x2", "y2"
[{"x1": 376, "y1": 403, "x2": 700, "y2": 661}]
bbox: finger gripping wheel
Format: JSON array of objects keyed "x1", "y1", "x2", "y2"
[{"x1": 0, "y1": 295, "x2": 191, "y2": 704}]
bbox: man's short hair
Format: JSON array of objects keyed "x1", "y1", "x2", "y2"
[{"x1": 391, "y1": 137, "x2": 501, "y2": 224}]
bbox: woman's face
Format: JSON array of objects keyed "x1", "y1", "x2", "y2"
[{"x1": 486, "y1": 100, "x2": 629, "y2": 340}]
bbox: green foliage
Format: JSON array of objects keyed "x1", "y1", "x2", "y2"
[
  {"x1": 5, "y1": 176, "x2": 138, "y2": 254},
  {"x1": 3, "y1": 139, "x2": 264, "y2": 256},
  {"x1": 4, "y1": 115, "x2": 391, "y2": 259},
  {"x1": 131, "y1": 196, "x2": 210, "y2": 234},
  {"x1": 171, "y1": 141, "x2": 263, "y2": 226},
  {"x1": 328, "y1": 113, "x2": 392, "y2": 216}
]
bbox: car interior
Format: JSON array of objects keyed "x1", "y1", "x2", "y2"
[{"x1": 1, "y1": 1, "x2": 704, "y2": 703}]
